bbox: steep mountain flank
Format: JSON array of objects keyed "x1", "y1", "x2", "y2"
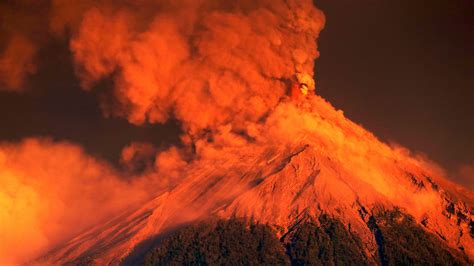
[{"x1": 39, "y1": 96, "x2": 473, "y2": 265}]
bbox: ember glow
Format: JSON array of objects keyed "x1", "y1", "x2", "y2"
[{"x1": 0, "y1": 0, "x2": 472, "y2": 264}]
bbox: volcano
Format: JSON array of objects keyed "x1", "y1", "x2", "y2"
[
  {"x1": 1, "y1": 0, "x2": 472, "y2": 264},
  {"x1": 39, "y1": 96, "x2": 473, "y2": 265}
]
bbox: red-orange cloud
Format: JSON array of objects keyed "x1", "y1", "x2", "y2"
[
  {"x1": 68, "y1": 0, "x2": 325, "y2": 135},
  {"x1": 0, "y1": 138, "x2": 150, "y2": 264}
]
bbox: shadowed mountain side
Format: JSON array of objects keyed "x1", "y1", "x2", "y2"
[{"x1": 140, "y1": 214, "x2": 468, "y2": 265}]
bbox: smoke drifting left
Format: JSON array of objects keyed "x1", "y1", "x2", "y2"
[{"x1": 0, "y1": 36, "x2": 182, "y2": 164}]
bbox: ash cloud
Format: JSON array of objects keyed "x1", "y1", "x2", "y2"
[
  {"x1": 0, "y1": 138, "x2": 148, "y2": 264},
  {"x1": 68, "y1": 0, "x2": 325, "y2": 135},
  {"x1": 1, "y1": 0, "x2": 325, "y2": 135},
  {"x1": 0, "y1": 0, "x2": 325, "y2": 264}
]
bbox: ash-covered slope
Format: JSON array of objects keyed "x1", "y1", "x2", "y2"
[{"x1": 39, "y1": 96, "x2": 473, "y2": 264}]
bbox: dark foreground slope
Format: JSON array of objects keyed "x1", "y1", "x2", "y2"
[{"x1": 143, "y1": 211, "x2": 469, "y2": 266}]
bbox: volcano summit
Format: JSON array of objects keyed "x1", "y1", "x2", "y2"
[{"x1": 39, "y1": 96, "x2": 473, "y2": 265}]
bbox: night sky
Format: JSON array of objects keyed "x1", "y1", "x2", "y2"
[
  {"x1": 0, "y1": 1, "x2": 472, "y2": 181},
  {"x1": 314, "y1": 0, "x2": 473, "y2": 178}
]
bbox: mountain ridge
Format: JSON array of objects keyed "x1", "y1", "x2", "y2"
[{"x1": 38, "y1": 95, "x2": 473, "y2": 264}]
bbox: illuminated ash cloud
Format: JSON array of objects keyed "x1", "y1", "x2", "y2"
[
  {"x1": 0, "y1": 138, "x2": 149, "y2": 264},
  {"x1": 0, "y1": 0, "x2": 325, "y2": 135},
  {"x1": 68, "y1": 0, "x2": 325, "y2": 135},
  {"x1": 0, "y1": 1, "x2": 325, "y2": 264}
]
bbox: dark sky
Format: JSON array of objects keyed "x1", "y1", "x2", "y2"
[
  {"x1": 0, "y1": 1, "x2": 472, "y2": 178},
  {"x1": 0, "y1": 39, "x2": 182, "y2": 164},
  {"x1": 314, "y1": 0, "x2": 473, "y2": 175}
]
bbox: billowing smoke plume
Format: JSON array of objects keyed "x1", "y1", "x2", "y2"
[
  {"x1": 0, "y1": 0, "x2": 325, "y2": 264},
  {"x1": 68, "y1": 0, "x2": 324, "y2": 134},
  {"x1": 1, "y1": 0, "x2": 324, "y2": 133}
]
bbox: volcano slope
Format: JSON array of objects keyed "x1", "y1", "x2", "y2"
[{"x1": 39, "y1": 96, "x2": 473, "y2": 265}]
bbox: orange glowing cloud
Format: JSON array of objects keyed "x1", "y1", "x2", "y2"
[
  {"x1": 0, "y1": 138, "x2": 150, "y2": 265},
  {"x1": 68, "y1": 0, "x2": 325, "y2": 135}
]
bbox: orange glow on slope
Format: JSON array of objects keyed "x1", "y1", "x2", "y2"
[{"x1": 39, "y1": 95, "x2": 474, "y2": 263}]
